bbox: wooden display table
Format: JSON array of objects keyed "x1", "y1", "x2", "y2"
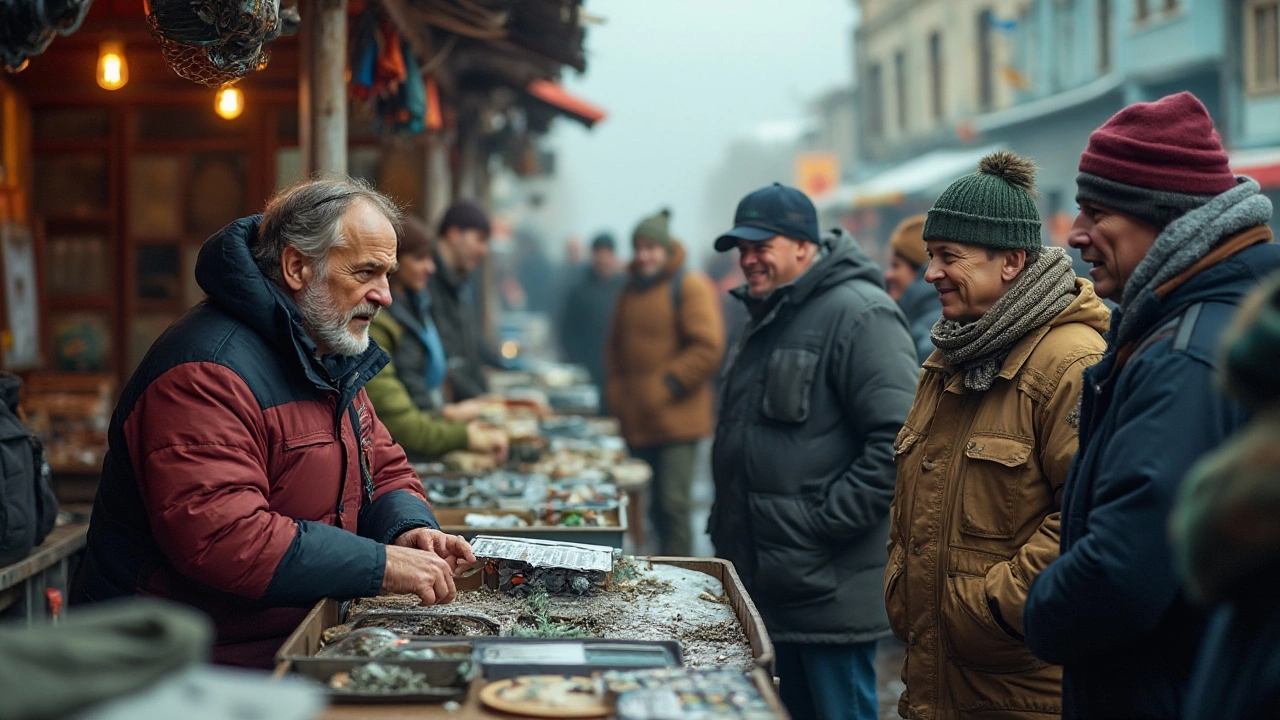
[{"x1": 0, "y1": 521, "x2": 88, "y2": 623}]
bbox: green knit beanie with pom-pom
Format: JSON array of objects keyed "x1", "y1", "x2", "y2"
[{"x1": 923, "y1": 150, "x2": 1044, "y2": 252}]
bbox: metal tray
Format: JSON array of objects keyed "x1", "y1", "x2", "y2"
[
  {"x1": 289, "y1": 657, "x2": 476, "y2": 704},
  {"x1": 470, "y1": 637, "x2": 682, "y2": 679}
]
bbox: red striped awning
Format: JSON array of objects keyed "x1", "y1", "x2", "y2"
[
  {"x1": 527, "y1": 79, "x2": 607, "y2": 128},
  {"x1": 1232, "y1": 148, "x2": 1280, "y2": 189}
]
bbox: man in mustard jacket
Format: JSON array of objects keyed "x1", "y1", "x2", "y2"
[
  {"x1": 885, "y1": 152, "x2": 1108, "y2": 719},
  {"x1": 606, "y1": 208, "x2": 724, "y2": 556}
]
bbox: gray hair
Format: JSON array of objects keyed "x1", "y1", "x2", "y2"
[{"x1": 253, "y1": 176, "x2": 404, "y2": 286}]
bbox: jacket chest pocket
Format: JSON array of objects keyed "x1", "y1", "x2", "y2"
[
  {"x1": 761, "y1": 348, "x2": 820, "y2": 423},
  {"x1": 276, "y1": 430, "x2": 340, "y2": 493},
  {"x1": 960, "y1": 433, "x2": 1034, "y2": 539}
]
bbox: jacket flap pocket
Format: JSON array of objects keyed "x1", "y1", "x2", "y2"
[
  {"x1": 762, "y1": 347, "x2": 820, "y2": 423},
  {"x1": 894, "y1": 427, "x2": 920, "y2": 457},
  {"x1": 964, "y1": 434, "x2": 1032, "y2": 467},
  {"x1": 283, "y1": 429, "x2": 334, "y2": 451}
]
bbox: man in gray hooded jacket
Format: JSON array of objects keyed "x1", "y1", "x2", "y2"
[{"x1": 709, "y1": 183, "x2": 918, "y2": 720}]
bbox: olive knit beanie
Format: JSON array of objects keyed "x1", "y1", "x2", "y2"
[
  {"x1": 923, "y1": 151, "x2": 1043, "y2": 251},
  {"x1": 633, "y1": 208, "x2": 673, "y2": 248}
]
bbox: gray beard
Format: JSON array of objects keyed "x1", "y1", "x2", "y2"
[{"x1": 297, "y1": 275, "x2": 378, "y2": 357}]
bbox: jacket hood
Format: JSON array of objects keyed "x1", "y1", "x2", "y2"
[
  {"x1": 194, "y1": 215, "x2": 389, "y2": 393},
  {"x1": 732, "y1": 228, "x2": 883, "y2": 314},
  {"x1": 1050, "y1": 278, "x2": 1112, "y2": 334}
]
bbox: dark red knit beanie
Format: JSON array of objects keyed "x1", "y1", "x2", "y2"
[{"x1": 1079, "y1": 92, "x2": 1236, "y2": 195}]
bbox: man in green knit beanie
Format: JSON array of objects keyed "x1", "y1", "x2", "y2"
[{"x1": 887, "y1": 151, "x2": 1109, "y2": 719}]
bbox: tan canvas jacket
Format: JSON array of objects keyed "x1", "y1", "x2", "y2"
[{"x1": 885, "y1": 279, "x2": 1109, "y2": 720}]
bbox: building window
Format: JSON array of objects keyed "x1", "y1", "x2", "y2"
[
  {"x1": 895, "y1": 50, "x2": 908, "y2": 131},
  {"x1": 1247, "y1": 0, "x2": 1280, "y2": 94},
  {"x1": 867, "y1": 62, "x2": 884, "y2": 137},
  {"x1": 929, "y1": 32, "x2": 944, "y2": 121},
  {"x1": 1098, "y1": 0, "x2": 1112, "y2": 71},
  {"x1": 978, "y1": 9, "x2": 995, "y2": 110},
  {"x1": 1136, "y1": 0, "x2": 1150, "y2": 21},
  {"x1": 1164, "y1": 0, "x2": 1179, "y2": 11}
]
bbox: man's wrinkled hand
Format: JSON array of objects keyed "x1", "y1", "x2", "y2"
[
  {"x1": 394, "y1": 527, "x2": 477, "y2": 573},
  {"x1": 382, "y1": 544, "x2": 457, "y2": 606}
]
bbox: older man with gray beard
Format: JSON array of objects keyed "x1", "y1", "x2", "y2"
[{"x1": 72, "y1": 177, "x2": 473, "y2": 668}]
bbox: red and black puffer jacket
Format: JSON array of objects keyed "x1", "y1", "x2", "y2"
[{"x1": 72, "y1": 216, "x2": 437, "y2": 668}]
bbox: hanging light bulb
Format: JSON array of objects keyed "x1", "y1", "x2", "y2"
[
  {"x1": 96, "y1": 40, "x2": 128, "y2": 91},
  {"x1": 215, "y1": 85, "x2": 245, "y2": 120}
]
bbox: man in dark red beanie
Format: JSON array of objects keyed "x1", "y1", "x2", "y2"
[{"x1": 1025, "y1": 91, "x2": 1280, "y2": 720}]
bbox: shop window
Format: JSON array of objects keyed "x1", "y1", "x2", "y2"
[
  {"x1": 130, "y1": 155, "x2": 183, "y2": 239},
  {"x1": 34, "y1": 154, "x2": 108, "y2": 218},
  {"x1": 50, "y1": 311, "x2": 112, "y2": 372},
  {"x1": 136, "y1": 106, "x2": 244, "y2": 142},
  {"x1": 866, "y1": 62, "x2": 884, "y2": 138},
  {"x1": 136, "y1": 244, "x2": 181, "y2": 301},
  {"x1": 45, "y1": 235, "x2": 109, "y2": 296},
  {"x1": 187, "y1": 153, "x2": 247, "y2": 237},
  {"x1": 1247, "y1": 0, "x2": 1280, "y2": 95},
  {"x1": 929, "y1": 32, "x2": 944, "y2": 121},
  {"x1": 1098, "y1": 0, "x2": 1112, "y2": 72},
  {"x1": 895, "y1": 50, "x2": 908, "y2": 132},
  {"x1": 32, "y1": 108, "x2": 109, "y2": 142},
  {"x1": 978, "y1": 9, "x2": 995, "y2": 111}
]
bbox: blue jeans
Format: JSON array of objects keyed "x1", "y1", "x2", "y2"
[{"x1": 775, "y1": 641, "x2": 878, "y2": 720}]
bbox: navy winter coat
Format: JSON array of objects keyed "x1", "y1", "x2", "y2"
[{"x1": 1024, "y1": 236, "x2": 1280, "y2": 719}]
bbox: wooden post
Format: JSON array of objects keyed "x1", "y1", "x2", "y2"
[
  {"x1": 423, "y1": 134, "x2": 451, "y2": 224},
  {"x1": 297, "y1": 0, "x2": 313, "y2": 176},
  {"x1": 308, "y1": 0, "x2": 347, "y2": 175}
]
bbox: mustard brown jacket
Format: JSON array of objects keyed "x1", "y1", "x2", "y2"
[
  {"x1": 605, "y1": 241, "x2": 724, "y2": 448},
  {"x1": 885, "y1": 279, "x2": 1108, "y2": 720}
]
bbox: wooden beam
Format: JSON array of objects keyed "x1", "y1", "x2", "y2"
[{"x1": 308, "y1": 0, "x2": 347, "y2": 174}]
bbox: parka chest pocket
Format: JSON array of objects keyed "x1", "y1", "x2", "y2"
[
  {"x1": 960, "y1": 433, "x2": 1034, "y2": 539},
  {"x1": 761, "y1": 347, "x2": 820, "y2": 423}
]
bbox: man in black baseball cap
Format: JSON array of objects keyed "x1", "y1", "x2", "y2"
[
  {"x1": 713, "y1": 183, "x2": 822, "y2": 297},
  {"x1": 710, "y1": 183, "x2": 917, "y2": 720}
]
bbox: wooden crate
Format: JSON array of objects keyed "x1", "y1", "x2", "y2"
[
  {"x1": 274, "y1": 557, "x2": 783, "y2": 719},
  {"x1": 432, "y1": 499, "x2": 628, "y2": 549}
]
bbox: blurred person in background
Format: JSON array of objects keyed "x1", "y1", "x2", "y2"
[
  {"x1": 514, "y1": 228, "x2": 557, "y2": 315},
  {"x1": 1172, "y1": 272, "x2": 1280, "y2": 720},
  {"x1": 366, "y1": 216, "x2": 508, "y2": 463},
  {"x1": 710, "y1": 184, "x2": 917, "y2": 720},
  {"x1": 886, "y1": 153, "x2": 1108, "y2": 720},
  {"x1": 560, "y1": 232, "x2": 626, "y2": 400},
  {"x1": 1024, "y1": 91, "x2": 1280, "y2": 720},
  {"x1": 429, "y1": 199, "x2": 501, "y2": 401},
  {"x1": 606, "y1": 208, "x2": 724, "y2": 557},
  {"x1": 883, "y1": 214, "x2": 940, "y2": 364}
]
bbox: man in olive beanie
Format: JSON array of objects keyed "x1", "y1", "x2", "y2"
[
  {"x1": 887, "y1": 151, "x2": 1108, "y2": 719},
  {"x1": 606, "y1": 207, "x2": 723, "y2": 557},
  {"x1": 1025, "y1": 91, "x2": 1280, "y2": 720}
]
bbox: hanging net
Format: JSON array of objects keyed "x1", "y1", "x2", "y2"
[{"x1": 144, "y1": 0, "x2": 284, "y2": 87}]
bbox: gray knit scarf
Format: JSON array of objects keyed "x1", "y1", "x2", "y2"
[
  {"x1": 931, "y1": 247, "x2": 1078, "y2": 391},
  {"x1": 1115, "y1": 177, "x2": 1274, "y2": 346}
]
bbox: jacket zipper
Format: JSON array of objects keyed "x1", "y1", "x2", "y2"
[{"x1": 933, "y1": 389, "x2": 981, "y2": 710}]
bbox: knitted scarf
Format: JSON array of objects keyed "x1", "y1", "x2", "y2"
[
  {"x1": 931, "y1": 247, "x2": 1078, "y2": 391},
  {"x1": 1115, "y1": 177, "x2": 1274, "y2": 347}
]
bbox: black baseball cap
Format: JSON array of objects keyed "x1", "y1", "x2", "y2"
[{"x1": 714, "y1": 183, "x2": 820, "y2": 252}]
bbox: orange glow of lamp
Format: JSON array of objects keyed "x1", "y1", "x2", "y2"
[
  {"x1": 96, "y1": 40, "x2": 128, "y2": 91},
  {"x1": 215, "y1": 86, "x2": 245, "y2": 120}
]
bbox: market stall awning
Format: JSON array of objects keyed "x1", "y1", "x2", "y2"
[
  {"x1": 820, "y1": 145, "x2": 1003, "y2": 212},
  {"x1": 1232, "y1": 147, "x2": 1280, "y2": 189},
  {"x1": 526, "y1": 79, "x2": 607, "y2": 128}
]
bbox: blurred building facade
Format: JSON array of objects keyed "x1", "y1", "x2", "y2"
[{"x1": 843, "y1": 0, "x2": 1280, "y2": 251}]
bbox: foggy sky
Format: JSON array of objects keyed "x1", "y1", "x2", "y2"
[{"x1": 548, "y1": 0, "x2": 857, "y2": 264}]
